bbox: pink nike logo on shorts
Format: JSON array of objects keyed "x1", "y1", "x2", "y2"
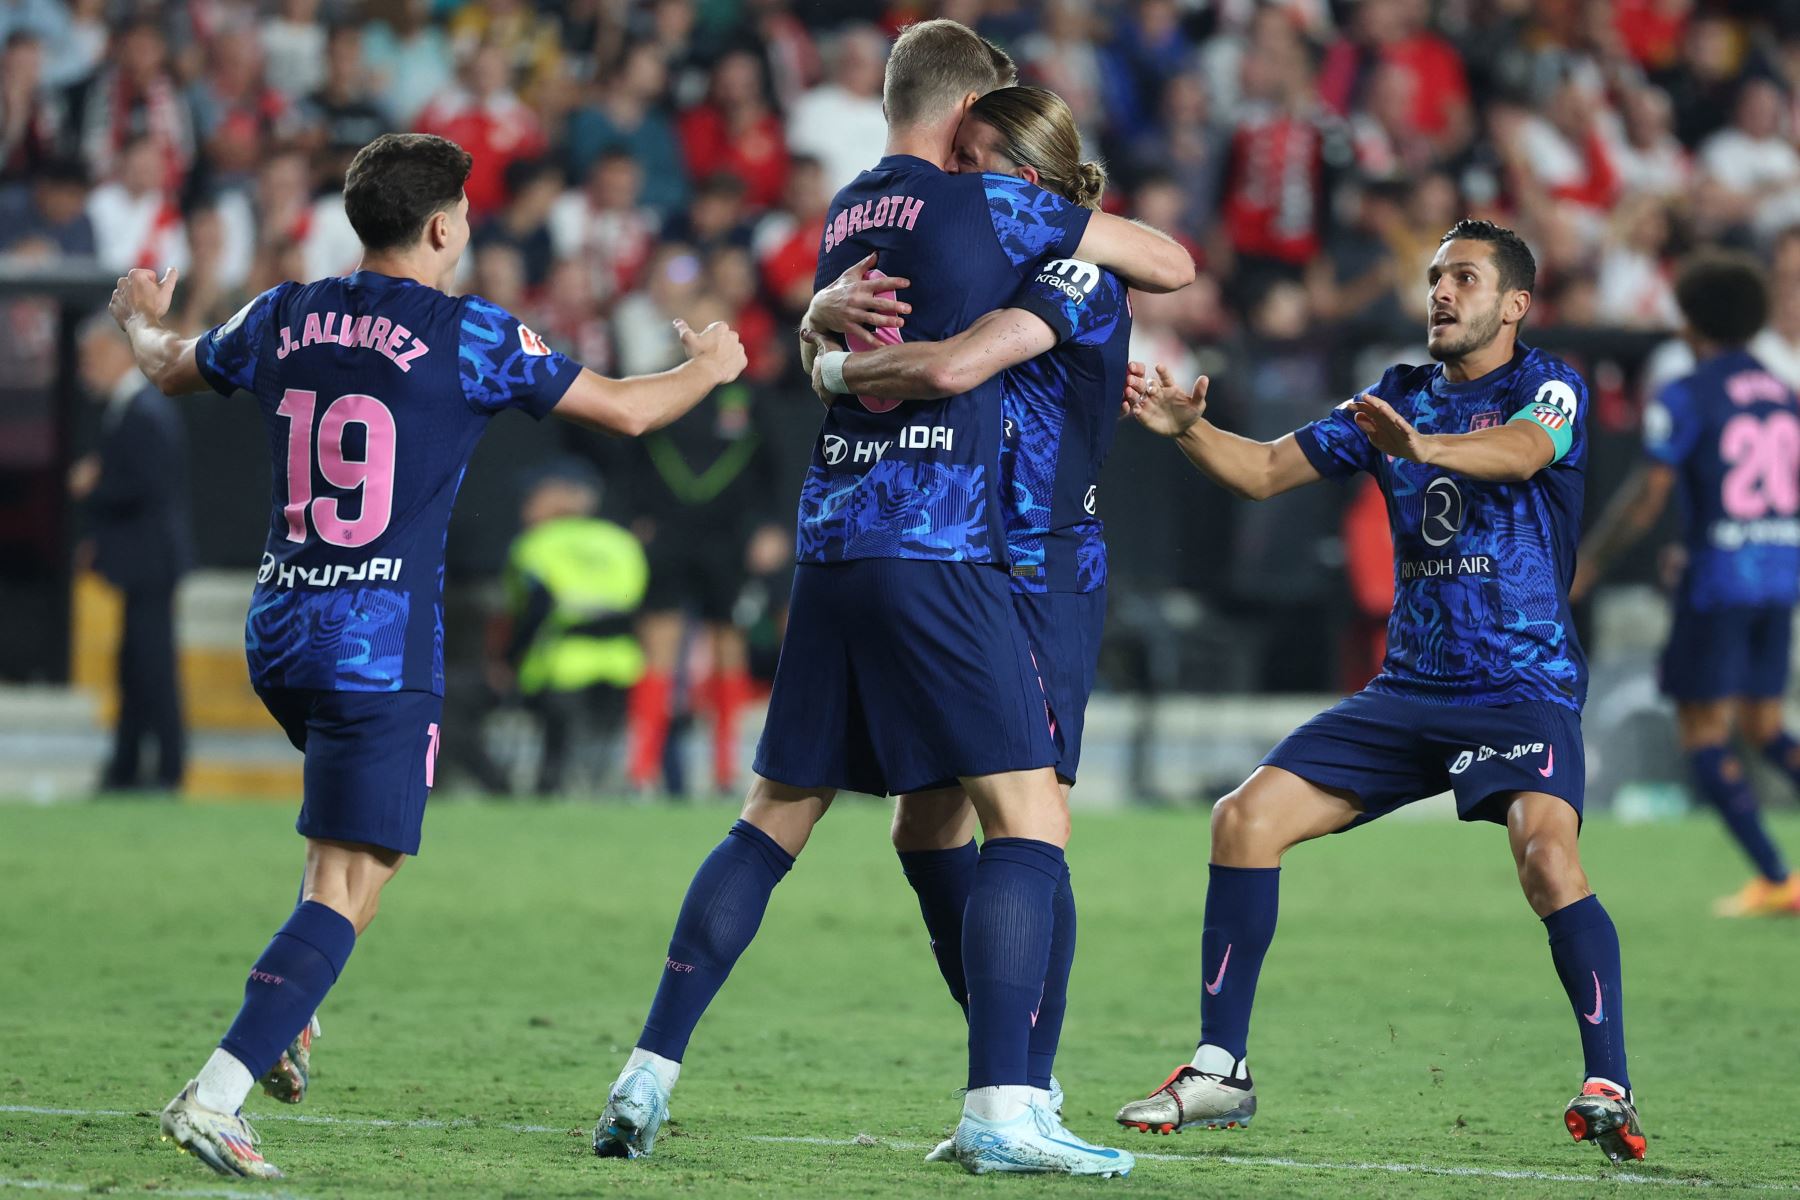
[
  {"x1": 1205, "y1": 944, "x2": 1232, "y2": 995},
  {"x1": 1539, "y1": 745, "x2": 1555, "y2": 778}
]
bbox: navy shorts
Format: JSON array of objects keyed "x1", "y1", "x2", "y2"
[
  {"x1": 1261, "y1": 689, "x2": 1584, "y2": 827},
  {"x1": 1660, "y1": 604, "x2": 1793, "y2": 701},
  {"x1": 258, "y1": 687, "x2": 443, "y2": 856},
  {"x1": 752, "y1": 559, "x2": 1059, "y2": 796},
  {"x1": 1013, "y1": 588, "x2": 1105, "y2": 783}
]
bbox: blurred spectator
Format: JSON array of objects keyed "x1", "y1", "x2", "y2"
[
  {"x1": 1604, "y1": 84, "x2": 1691, "y2": 201},
  {"x1": 667, "y1": 171, "x2": 753, "y2": 254},
  {"x1": 1020, "y1": 0, "x2": 1104, "y2": 144},
  {"x1": 1595, "y1": 195, "x2": 1679, "y2": 329},
  {"x1": 188, "y1": 27, "x2": 298, "y2": 187},
  {"x1": 87, "y1": 135, "x2": 188, "y2": 273},
  {"x1": 0, "y1": 154, "x2": 93, "y2": 257},
  {"x1": 677, "y1": 48, "x2": 789, "y2": 210},
  {"x1": 549, "y1": 150, "x2": 659, "y2": 308},
  {"x1": 299, "y1": 25, "x2": 392, "y2": 162},
  {"x1": 1102, "y1": 0, "x2": 1194, "y2": 138},
  {"x1": 261, "y1": 0, "x2": 327, "y2": 102},
  {"x1": 447, "y1": 0, "x2": 564, "y2": 109},
  {"x1": 752, "y1": 153, "x2": 827, "y2": 318},
  {"x1": 1320, "y1": 0, "x2": 1471, "y2": 157},
  {"x1": 1752, "y1": 226, "x2": 1800, "y2": 391},
  {"x1": 71, "y1": 315, "x2": 192, "y2": 794},
  {"x1": 363, "y1": 0, "x2": 454, "y2": 126},
  {"x1": 1124, "y1": 74, "x2": 1227, "y2": 242},
  {"x1": 495, "y1": 466, "x2": 647, "y2": 795},
  {"x1": 613, "y1": 242, "x2": 703, "y2": 376},
  {"x1": 44, "y1": 0, "x2": 105, "y2": 89},
  {"x1": 65, "y1": 18, "x2": 194, "y2": 190},
  {"x1": 1512, "y1": 71, "x2": 1620, "y2": 216},
  {"x1": 537, "y1": 258, "x2": 614, "y2": 373},
  {"x1": 416, "y1": 39, "x2": 547, "y2": 217},
  {"x1": 1699, "y1": 77, "x2": 1800, "y2": 239},
  {"x1": 1655, "y1": 12, "x2": 1744, "y2": 147},
  {"x1": 474, "y1": 157, "x2": 562, "y2": 289},
  {"x1": 1220, "y1": 20, "x2": 1327, "y2": 281},
  {"x1": 1, "y1": 31, "x2": 61, "y2": 185},
  {"x1": 785, "y1": 23, "x2": 887, "y2": 194},
  {"x1": 471, "y1": 239, "x2": 528, "y2": 313},
  {"x1": 564, "y1": 42, "x2": 689, "y2": 218},
  {"x1": 706, "y1": 243, "x2": 779, "y2": 382}
]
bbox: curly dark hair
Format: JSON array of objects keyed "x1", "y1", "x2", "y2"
[
  {"x1": 343, "y1": 133, "x2": 473, "y2": 252},
  {"x1": 1439, "y1": 218, "x2": 1537, "y2": 295},
  {"x1": 1673, "y1": 251, "x2": 1769, "y2": 347}
]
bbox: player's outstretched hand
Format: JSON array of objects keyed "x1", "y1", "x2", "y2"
[
  {"x1": 676, "y1": 318, "x2": 748, "y2": 386},
  {"x1": 1346, "y1": 392, "x2": 1428, "y2": 462},
  {"x1": 1120, "y1": 360, "x2": 1149, "y2": 418},
  {"x1": 109, "y1": 266, "x2": 179, "y2": 330},
  {"x1": 1129, "y1": 364, "x2": 1208, "y2": 437},
  {"x1": 807, "y1": 252, "x2": 912, "y2": 345}
]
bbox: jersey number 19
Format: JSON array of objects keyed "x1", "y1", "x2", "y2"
[{"x1": 277, "y1": 388, "x2": 398, "y2": 547}]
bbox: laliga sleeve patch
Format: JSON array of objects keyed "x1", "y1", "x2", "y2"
[
  {"x1": 518, "y1": 323, "x2": 551, "y2": 356},
  {"x1": 1507, "y1": 379, "x2": 1580, "y2": 464}
]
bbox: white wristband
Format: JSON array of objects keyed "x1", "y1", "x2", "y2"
[{"x1": 819, "y1": 350, "x2": 852, "y2": 395}]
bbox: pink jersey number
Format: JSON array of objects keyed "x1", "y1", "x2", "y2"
[
  {"x1": 1721, "y1": 410, "x2": 1800, "y2": 520},
  {"x1": 276, "y1": 388, "x2": 399, "y2": 547}
]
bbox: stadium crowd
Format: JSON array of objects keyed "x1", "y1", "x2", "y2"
[{"x1": 7, "y1": 0, "x2": 1800, "y2": 790}]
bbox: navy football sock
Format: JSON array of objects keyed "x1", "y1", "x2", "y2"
[
  {"x1": 1027, "y1": 863, "x2": 1076, "y2": 1090},
  {"x1": 897, "y1": 840, "x2": 978, "y2": 1013},
  {"x1": 963, "y1": 838, "x2": 1063, "y2": 1090},
  {"x1": 638, "y1": 820, "x2": 793, "y2": 1062},
  {"x1": 1543, "y1": 894, "x2": 1630, "y2": 1090},
  {"x1": 1760, "y1": 732, "x2": 1800, "y2": 797},
  {"x1": 219, "y1": 901, "x2": 356, "y2": 1078},
  {"x1": 1197, "y1": 864, "x2": 1279, "y2": 1062},
  {"x1": 1691, "y1": 745, "x2": 1788, "y2": 883}
]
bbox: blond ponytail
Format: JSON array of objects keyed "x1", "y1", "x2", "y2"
[{"x1": 968, "y1": 85, "x2": 1107, "y2": 211}]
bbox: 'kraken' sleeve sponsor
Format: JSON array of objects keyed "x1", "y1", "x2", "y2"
[
  {"x1": 196, "y1": 283, "x2": 293, "y2": 396},
  {"x1": 1355, "y1": 347, "x2": 1590, "y2": 711},
  {"x1": 1000, "y1": 259, "x2": 1132, "y2": 593},
  {"x1": 457, "y1": 295, "x2": 581, "y2": 418},
  {"x1": 1648, "y1": 350, "x2": 1800, "y2": 609}
]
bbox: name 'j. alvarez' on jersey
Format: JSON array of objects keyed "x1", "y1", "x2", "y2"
[
  {"x1": 1297, "y1": 344, "x2": 1591, "y2": 711},
  {"x1": 195, "y1": 271, "x2": 580, "y2": 695},
  {"x1": 799, "y1": 158, "x2": 1093, "y2": 566}
]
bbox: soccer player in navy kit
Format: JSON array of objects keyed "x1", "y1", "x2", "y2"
[
  {"x1": 1118, "y1": 220, "x2": 1646, "y2": 1164},
  {"x1": 1577, "y1": 253, "x2": 1800, "y2": 917},
  {"x1": 803, "y1": 86, "x2": 1132, "y2": 1153},
  {"x1": 593, "y1": 23, "x2": 1190, "y2": 1177},
  {"x1": 107, "y1": 133, "x2": 746, "y2": 1179}
]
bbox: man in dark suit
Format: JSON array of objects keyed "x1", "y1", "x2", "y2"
[{"x1": 71, "y1": 315, "x2": 194, "y2": 792}]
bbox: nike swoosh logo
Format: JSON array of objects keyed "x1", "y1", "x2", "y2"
[
  {"x1": 1582, "y1": 971, "x2": 1604, "y2": 1025},
  {"x1": 1205, "y1": 944, "x2": 1232, "y2": 995},
  {"x1": 1539, "y1": 745, "x2": 1555, "y2": 778}
]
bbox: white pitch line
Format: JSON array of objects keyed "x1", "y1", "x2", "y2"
[
  {"x1": 7, "y1": 1104, "x2": 1794, "y2": 1192},
  {"x1": 0, "y1": 1173, "x2": 308, "y2": 1200}
]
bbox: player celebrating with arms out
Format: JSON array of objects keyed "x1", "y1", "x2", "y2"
[
  {"x1": 1118, "y1": 220, "x2": 1645, "y2": 1163},
  {"x1": 1575, "y1": 253, "x2": 1800, "y2": 917},
  {"x1": 110, "y1": 132, "x2": 745, "y2": 1180}
]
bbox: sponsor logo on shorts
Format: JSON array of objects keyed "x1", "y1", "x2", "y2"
[{"x1": 1448, "y1": 741, "x2": 1549, "y2": 775}]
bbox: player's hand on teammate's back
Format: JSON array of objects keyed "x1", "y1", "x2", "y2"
[
  {"x1": 1347, "y1": 393, "x2": 1429, "y2": 462},
  {"x1": 807, "y1": 252, "x2": 912, "y2": 344},
  {"x1": 675, "y1": 318, "x2": 748, "y2": 386},
  {"x1": 1129, "y1": 364, "x2": 1208, "y2": 437},
  {"x1": 109, "y1": 266, "x2": 180, "y2": 329}
]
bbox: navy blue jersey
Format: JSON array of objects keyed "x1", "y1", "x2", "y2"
[
  {"x1": 1001, "y1": 257, "x2": 1132, "y2": 593},
  {"x1": 1644, "y1": 348, "x2": 1800, "y2": 610},
  {"x1": 799, "y1": 159, "x2": 1092, "y2": 565},
  {"x1": 196, "y1": 271, "x2": 580, "y2": 694},
  {"x1": 1296, "y1": 344, "x2": 1590, "y2": 711}
]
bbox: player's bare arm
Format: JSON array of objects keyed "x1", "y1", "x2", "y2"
[
  {"x1": 553, "y1": 319, "x2": 747, "y2": 437},
  {"x1": 110, "y1": 267, "x2": 207, "y2": 396},
  {"x1": 1347, "y1": 392, "x2": 1554, "y2": 482},
  {"x1": 807, "y1": 307, "x2": 1057, "y2": 404},
  {"x1": 1130, "y1": 364, "x2": 1322, "y2": 500},
  {"x1": 1073, "y1": 213, "x2": 1195, "y2": 294},
  {"x1": 1570, "y1": 463, "x2": 1679, "y2": 601}
]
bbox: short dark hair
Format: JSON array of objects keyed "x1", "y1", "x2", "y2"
[
  {"x1": 343, "y1": 133, "x2": 472, "y2": 252},
  {"x1": 1439, "y1": 218, "x2": 1537, "y2": 294},
  {"x1": 1674, "y1": 251, "x2": 1769, "y2": 346}
]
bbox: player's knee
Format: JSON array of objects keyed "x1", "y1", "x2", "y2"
[
  {"x1": 1516, "y1": 838, "x2": 1587, "y2": 912},
  {"x1": 1210, "y1": 788, "x2": 1280, "y2": 860}
]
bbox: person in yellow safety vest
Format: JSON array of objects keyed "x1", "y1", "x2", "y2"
[{"x1": 496, "y1": 466, "x2": 648, "y2": 795}]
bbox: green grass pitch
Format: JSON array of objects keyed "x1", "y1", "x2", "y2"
[{"x1": 4, "y1": 800, "x2": 1800, "y2": 1197}]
